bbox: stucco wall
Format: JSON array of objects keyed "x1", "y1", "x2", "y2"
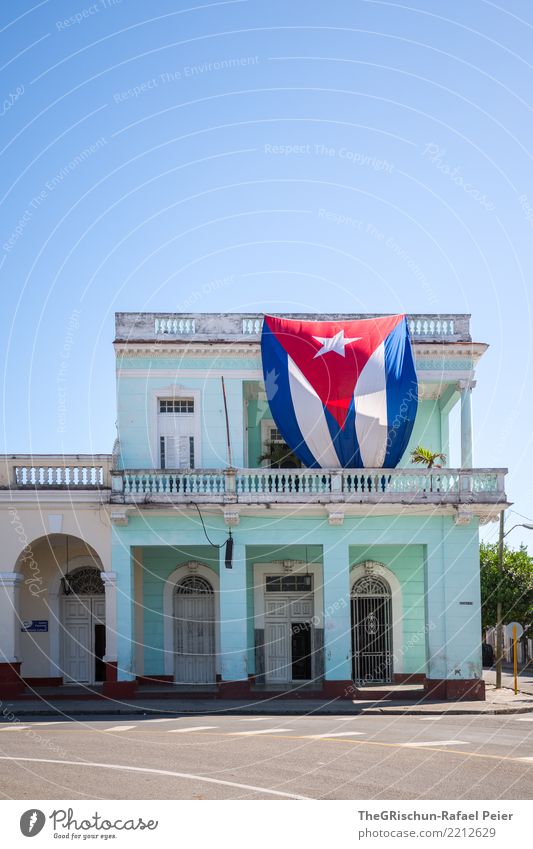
[
  {"x1": 117, "y1": 353, "x2": 456, "y2": 471},
  {"x1": 112, "y1": 513, "x2": 481, "y2": 682}
]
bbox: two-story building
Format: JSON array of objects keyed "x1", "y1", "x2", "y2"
[{"x1": 0, "y1": 313, "x2": 508, "y2": 701}]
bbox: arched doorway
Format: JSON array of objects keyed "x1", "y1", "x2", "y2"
[
  {"x1": 174, "y1": 575, "x2": 215, "y2": 684},
  {"x1": 351, "y1": 575, "x2": 393, "y2": 684},
  {"x1": 61, "y1": 566, "x2": 106, "y2": 684}
]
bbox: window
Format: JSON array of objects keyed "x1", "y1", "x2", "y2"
[
  {"x1": 159, "y1": 398, "x2": 194, "y2": 413},
  {"x1": 266, "y1": 575, "x2": 312, "y2": 593}
]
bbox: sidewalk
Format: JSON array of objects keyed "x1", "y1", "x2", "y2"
[
  {"x1": 483, "y1": 664, "x2": 533, "y2": 696},
  {"x1": 2, "y1": 683, "x2": 532, "y2": 718}
]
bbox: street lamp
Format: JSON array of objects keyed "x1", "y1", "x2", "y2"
[{"x1": 495, "y1": 512, "x2": 533, "y2": 689}]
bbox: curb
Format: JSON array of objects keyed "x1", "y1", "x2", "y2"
[{"x1": 2, "y1": 704, "x2": 532, "y2": 718}]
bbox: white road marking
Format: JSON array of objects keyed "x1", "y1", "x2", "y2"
[
  {"x1": 239, "y1": 717, "x2": 276, "y2": 722},
  {"x1": 0, "y1": 756, "x2": 310, "y2": 800},
  {"x1": 0, "y1": 725, "x2": 31, "y2": 731},
  {"x1": 417, "y1": 716, "x2": 443, "y2": 721},
  {"x1": 519, "y1": 757, "x2": 533, "y2": 763},
  {"x1": 143, "y1": 717, "x2": 190, "y2": 723},
  {"x1": 329, "y1": 716, "x2": 361, "y2": 720},
  {"x1": 104, "y1": 725, "x2": 137, "y2": 732},
  {"x1": 402, "y1": 740, "x2": 469, "y2": 747},
  {"x1": 308, "y1": 731, "x2": 365, "y2": 738},
  {"x1": 232, "y1": 728, "x2": 292, "y2": 736},
  {"x1": 167, "y1": 726, "x2": 218, "y2": 733},
  {"x1": 515, "y1": 717, "x2": 533, "y2": 722}
]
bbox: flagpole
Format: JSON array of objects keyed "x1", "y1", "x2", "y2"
[{"x1": 221, "y1": 376, "x2": 233, "y2": 468}]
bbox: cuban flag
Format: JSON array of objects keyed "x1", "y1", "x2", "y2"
[{"x1": 261, "y1": 314, "x2": 418, "y2": 469}]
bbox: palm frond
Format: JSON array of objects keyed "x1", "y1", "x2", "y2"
[{"x1": 410, "y1": 445, "x2": 446, "y2": 469}]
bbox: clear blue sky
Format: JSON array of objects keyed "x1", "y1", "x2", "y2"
[{"x1": 1, "y1": 1, "x2": 532, "y2": 547}]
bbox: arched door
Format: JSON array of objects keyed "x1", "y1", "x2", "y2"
[
  {"x1": 174, "y1": 576, "x2": 215, "y2": 684},
  {"x1": 351, "y1": 576, "x2": 393, "y2": 684},
  {"x1": 61, "y1": 567, "x2": 106, "y2": 684}
]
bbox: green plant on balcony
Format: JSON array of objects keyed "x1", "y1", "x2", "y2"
[
  {"x1": 258, "y1": 440, "x2": 302, "y2": 469},
  {"x1": 410, "y1": 445, "x2": 446, "y2": 492},
  {"x1": 410, "y1": 445, "x2": 446, "y2": 469}
]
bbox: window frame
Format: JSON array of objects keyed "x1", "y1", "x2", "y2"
[{"x1": 151, "y1": 385, "x2": 201, "y2": 470}]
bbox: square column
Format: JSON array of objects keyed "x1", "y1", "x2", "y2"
[
  {"x1": 322, "y1": 543, "x2": 352, "y2": 695},
  {"x1": 424, "y1": 542, "x2": 447, "y2": 683},
  {"x1": 105, "y1": 533, "x2": 136, "y2": 697},
  {"x1": 218, "y1": 542, "x2": 249, "y2": 693},
  {"x1": 101, "y1": 571, "x2": 118, "y2": 681},
  {"x1": 0, "y1": 573, "x2": 24, "y2": 696},
  {"x1": 424, "y1": 521, "x2": 485, "y2": 700}
]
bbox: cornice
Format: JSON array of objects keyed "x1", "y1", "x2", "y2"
[{"x1": 114, "y1": 341, "x2": 488, "y2": 362}]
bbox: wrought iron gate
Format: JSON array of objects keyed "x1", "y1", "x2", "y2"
[{"x1": 351, "y1": 576, "x2": 393, "y2": 684}]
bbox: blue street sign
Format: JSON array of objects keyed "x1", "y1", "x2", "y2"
[{"x1": 20, "y1": 620, "x2": 48, "y2": 632}]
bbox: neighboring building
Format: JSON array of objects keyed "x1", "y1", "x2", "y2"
[{"x1": 0, "y1": 313, "x2": 508, "y2": 700}]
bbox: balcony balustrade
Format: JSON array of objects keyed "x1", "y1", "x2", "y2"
[
  {"x1": 1, "y1": 456, "x2": 506, "y2": 510},
  {"x1": 115, "y1": 312, "x2": 471, "y2": 343},
  {"x1": 109, "y1": 466, "x2": 506, "y2": 505},
  {"x1": 0, "y1": 455, "x2": 113, "y2": 489}
]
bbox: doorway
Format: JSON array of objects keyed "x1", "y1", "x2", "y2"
[
  {"x1": 351, "y1": 575, "x2": 393, "y2": 684},
  {"x1": 264, "y1": 574, "x2": 314, "y2": 685},
  {"x1": 174, "y1": 576, "x2": 216, "y2": 684},
  {"x1": 61, "y1": 568, "x2": 106, "y2": 685}
]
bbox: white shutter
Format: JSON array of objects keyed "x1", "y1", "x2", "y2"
[{"x1": 163, "y1": 435, "x2": 193, "y2": 468}]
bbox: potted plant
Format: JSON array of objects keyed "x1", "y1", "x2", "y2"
[
  {"x1": 410, "y1": 445, "x2": 446, "y2": 492},
  {"x1": 258, "y1": 440, "x2": 302, "y2": 469},
  {"x1": 258, "y1": 440, "x2": 302, "y2": 493}
]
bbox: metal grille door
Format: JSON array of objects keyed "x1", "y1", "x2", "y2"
[{"x1": 351, "y1": 576, "x2": 393, "y2": 684}]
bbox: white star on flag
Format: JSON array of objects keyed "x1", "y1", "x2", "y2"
[{"x1": 312, "y1": 329, "x2": 361, "y2": 358}]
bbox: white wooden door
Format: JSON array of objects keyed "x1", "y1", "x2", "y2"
[
  {"x1": 62, "y1": 597, "x2": 105, "y2": 684},
  {"x1": 264, "y1": 598, "x2": 291, "y2": 683},
  {"x1": 265, "y1": 621, "x2": 291, "y2": 683},
  {"x1": 175, "y1": 592, "x2": 215, "y2": 684}
]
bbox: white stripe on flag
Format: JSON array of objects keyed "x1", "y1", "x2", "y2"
[
  {"x1": 354, "y1": 341, "x2": 388, "y2": 468},
  {"x1": 288, "y1": 355, "x2": 340, "y2": 468}
]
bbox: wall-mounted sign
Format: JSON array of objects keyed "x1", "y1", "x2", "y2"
[{"x1": 20, "y1": 620, "x2": 48, "y2": 632}]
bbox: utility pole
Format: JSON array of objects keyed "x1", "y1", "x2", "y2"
[
  {"x1": 495, "y1": 510, "x2": 505, "y2": 689},
  {"x1": 494, "y1": 515, "x2": 533, "y2": 689}
]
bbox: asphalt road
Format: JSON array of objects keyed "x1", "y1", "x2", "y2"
[{"x1": 0, "y1": 712, "x2": 532, "y2": 800}]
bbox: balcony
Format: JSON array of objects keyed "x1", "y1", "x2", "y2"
[
  {"x1": 109, "y1": 466, "x2": 506, "y2": 506},
  {"x1": 0, "y1": 455, "x2": 113, "y2": 490},
  {"x1": 115, "y1": 312, "x2": 472, "y2": 343},
  {"x1": 1, "y1": 457, "x2": 507, "y2": 522}
]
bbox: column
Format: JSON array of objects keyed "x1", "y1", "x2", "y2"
[
  {"x1": 459, "y1": 379, "x2": 476, "y2": 468},
  {"x1": 442, "y1": 520, "x2": 485, "y2": 699},
  {"x1": 322, "y1": 543, "x2": 352, "y2": 695},
  {"x1": 101, "y1": 571, "x2": 117, "y2": 681},
  {"x1": 218, "y1": 542, "x2": 249, "y2": 693},
  {"x1": 424, "y1": 541, "x2": 447, "y2": 697},
  {"x1": 424, "y1": 523, "x2": 485, "y2": 700},
  {"x1": 0, "y1": 572, "x2": 24, "y2": 695},
  {"x1": 105, "y1": 532, "x2": 136, "y2": 696}
]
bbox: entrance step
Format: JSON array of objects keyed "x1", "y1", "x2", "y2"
[{"x1": 354, "y1": 684, "x2": 425, "y2": 701}]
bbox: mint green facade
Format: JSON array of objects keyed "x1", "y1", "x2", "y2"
[{"x1": 108, "y1": 312, "x2": 496, "y2": 698}]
